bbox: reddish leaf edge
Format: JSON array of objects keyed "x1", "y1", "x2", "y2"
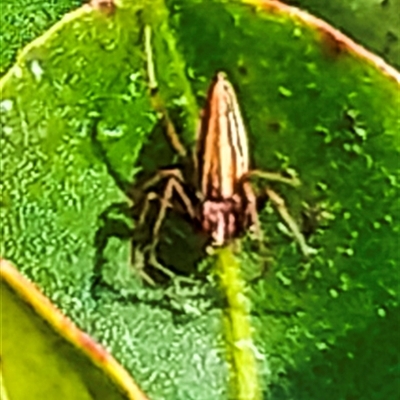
[
  {"x1": 0, "y1": 258, "x2": 150, "y2": 400},
  {"x1": 245, "y1": 0, "x2": 400, "y2": 84}
]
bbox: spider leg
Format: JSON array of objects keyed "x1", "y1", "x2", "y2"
[
  {"x1": 265, "y1": 188, "x2": 317, "y2": 257},
  {"x1": 133, "y1": 170, "x2": 196, "y2": 282},
  {"x1": 144, "y1": 25, "x2": 188, "y2": 158},
  {"x1": 241, "y1": 180, "x2": 263, "y2": 246},
  {"x1": 247, "y1": 169, "x2": 301, "y2": 187}
]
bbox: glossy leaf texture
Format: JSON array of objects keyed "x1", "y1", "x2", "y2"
[{"x1": 1, "y1": 1, "x2": 399, "y2": 399}]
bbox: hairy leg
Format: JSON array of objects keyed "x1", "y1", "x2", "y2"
[
  {"x1": 247, "y1": 169, "x2": 301, "y2": 187},
  {"x1": 243, "y1": 170, "x2": 315, "y2": 256},
  {"x1": 265, "y1": 188, "x2": 316, "y2": 257},
  {"x1": 242, "y1": 180, "x2": 263, "y2": 244},
  {"x1": 133, "y1": 171, "x2": 196, "y2": 281},
  {"x1": 144, "y1": 25, "x2": 188, "y2": 158}
]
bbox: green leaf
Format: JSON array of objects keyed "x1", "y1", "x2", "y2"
[{"x1": 0, "y1": 259, "x2": 148, "y2": 400}]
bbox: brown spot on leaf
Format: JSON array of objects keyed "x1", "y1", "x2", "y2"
[
  {"x1": 267, "y1": 120, "x2": 282, "y2": 133},
  {"x1": 318, "y1": 28, "x2": 348, "y2": 59},
  {"x1": 90, "y1": 0, "x2": 115, "y2": 15}
]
